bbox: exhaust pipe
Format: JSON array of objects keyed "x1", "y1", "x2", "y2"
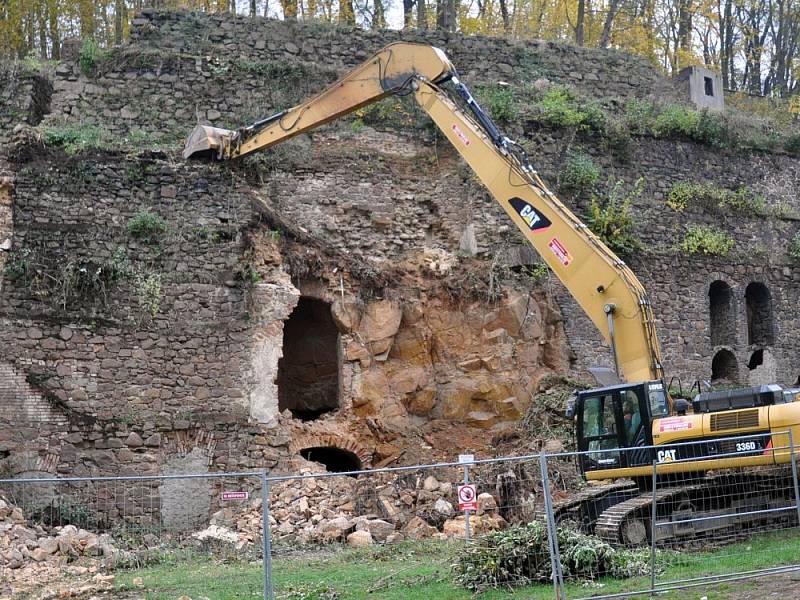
[{"x1": 183, "y1": 124, "x2": 235, "y2": 160}]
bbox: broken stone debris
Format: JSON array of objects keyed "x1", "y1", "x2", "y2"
[
  {"x1": 0, "y1": 494, "x2": 119, "y2": 597},
  {"x1": 203, "y1": 469, "x2": 513, "y2": 548}
]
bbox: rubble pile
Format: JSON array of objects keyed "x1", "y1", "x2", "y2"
[
  {"x1": 0, "y1": 494, "x2": 119, "y2": 597},
  {"x1": 200, "y1": 466, "x2": 515, "y2": 548}
]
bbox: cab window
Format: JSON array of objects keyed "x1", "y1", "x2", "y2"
[
  {"x1": 648, "y1": 383, "x2": 669, "y2": 418},
  {"x1": 621, "y1": 389, "x2": 642, "y2": 446},
  {"x1": 581, "y1": 393, "x2": 620, "y2": 467}
]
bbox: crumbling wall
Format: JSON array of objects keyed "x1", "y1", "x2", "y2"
[{"x1": 1, "y1": 9, "x2": 800, "y2": 504}]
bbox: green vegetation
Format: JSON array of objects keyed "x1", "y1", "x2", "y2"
[
  {"x1": 134, "y1": 270, "x2": 163, "y2": 322},
  {"x1": 789, "y1": 232, "x2": 800, "y2": 262},
  {"x1": 667, "y1": 181, "x2": 766, "y2": 216},
  {"x1": 651, "y1": 104, "x2": 725, "y2": 145},
  {"x1": 110, "y1": 530, "x2": 800, "y2": 600},
  {"x1": 455, "y1": 522, "x2": 650, "y2": 589},
  {"x1": 42, "y1": 123, "x2": 110, "y2": 155},
  {"x1": 351, "y1": 95, "x2": 431, "y2": 132},
  {"x1": 79, "y1": 38, "x2": 103, "y2": 75},
  {"x1": 625, "y1": 98, "x2": 657, "y2": 135},
  {"x1": 560, "y1": 152, "x2": 600, "y2": 195},
  {"x1": 536, "y1": 85, "x2": 606, "y2": 133},
  {"x1": 678, "y1": 225, "x2": 735, "y2": 256},
  {"x1": 587, "y1": 177, "x2": 643, "y2": 255},
  {"x1": 476, "y1": 84, "x2": 517, "y2": 122},
  {"x1": 127, "y1": 210, "x2": 169, "y2": 243}
]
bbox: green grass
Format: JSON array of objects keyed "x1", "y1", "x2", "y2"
[{"x1": 113, "y1": 530, "x2": 800, "y2": 599}]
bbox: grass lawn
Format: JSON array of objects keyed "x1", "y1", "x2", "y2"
[{"x1": 113, "y1": 529, "x2": 800, "y2": 599}]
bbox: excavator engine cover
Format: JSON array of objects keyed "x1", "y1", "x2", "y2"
[{"x1": 183, "y1": 124, "x2": 234, "y2": 160}]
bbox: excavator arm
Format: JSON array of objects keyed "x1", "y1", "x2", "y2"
[{"x1": 184, "y1": 42, "x2": 664, "y2": 384}]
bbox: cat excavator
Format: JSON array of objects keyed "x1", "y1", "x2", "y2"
[{"x1": 184, "y1": 42, "x2": 800, "y2": 545}]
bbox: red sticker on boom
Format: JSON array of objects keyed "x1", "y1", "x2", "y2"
[{"x1": 548, "y1": 238, "x2": 572, "y2": 267}]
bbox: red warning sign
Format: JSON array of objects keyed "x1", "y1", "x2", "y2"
[
  {"x1": 222, "y1": 491, "x2": 249, "y2": 501},
  {"x1": 458, "y1": 484, "x2": 477, "y2": 512}
]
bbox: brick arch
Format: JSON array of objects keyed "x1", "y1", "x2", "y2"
[
  {"x1": 289, "y1": 432, "x2": 372, "y2": 468},
  {"x1": 6, "y1": 449, "x2": 60, "y2": 476}
]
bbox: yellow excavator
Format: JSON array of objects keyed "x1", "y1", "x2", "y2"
[{"x1": 184, "y1": 42, "x2": 800, "y2": 545}]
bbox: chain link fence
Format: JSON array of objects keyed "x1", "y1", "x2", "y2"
[{"x1": 2, "y1": 431, "x2": 800, "y2": 598}]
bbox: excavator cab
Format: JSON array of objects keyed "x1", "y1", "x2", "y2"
[{"x1": 575, "y1": 380, "x2": 669, "y2": 475}]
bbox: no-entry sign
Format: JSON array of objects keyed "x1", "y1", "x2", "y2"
[
  {"x1": 222, "y1": 491, "x2": 249, "y2": 501},
  {"x1": 457, "y1": 484, "x2": 477, "y2": 511}
]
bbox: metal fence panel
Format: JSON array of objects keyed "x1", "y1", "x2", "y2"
[{"x1": 1, "y1": 472, "x2": 266, "y2": 598}]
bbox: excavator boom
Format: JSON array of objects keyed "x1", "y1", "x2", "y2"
[
  {"x1": 183, "y1": 43, "x2": 453, "y2": 160},
  {"x1": 184, "y1": 42, "x2": 664, "y2": 384}
]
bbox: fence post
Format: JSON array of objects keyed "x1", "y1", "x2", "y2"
[
  {"x1": 463, "y1": 462, "x2": 471, "y2": 543},
  {"x1": 539, "y1": 451, "x2": 565, "y2": 599},
  {"x1": 650, "y1": 459, "x2": 658, "y2": 597},
  {"x1": 261, "y1": 470, "x2": 274, "y2": 600},
  {"x1": 789, "y1": 430, "x2": 800, "y2": 529}
]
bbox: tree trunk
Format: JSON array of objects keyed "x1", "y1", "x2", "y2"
[
  {"x1": 576, "y1": 0, "x2": 585, "y2": 45},
  {"x1": 373, "y1": 0, "x2": 386, "y2": 28},
  {"x1": 417, "y1": 0, "x2": 427, "y2": 29},
  {"x1": 599, "y1": 0, "x2": 623, "y2": 48},
  {"x1": 403, "y1": 0, "x2": 415, "y2": 28},
  {"x1": 499, "y1": 0, "x2": 510, "y2": 32},
  {"x1": 339, "y1": 0, "x2": 354, "y2": 23}
]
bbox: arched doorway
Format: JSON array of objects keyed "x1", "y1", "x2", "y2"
[
  {"x1": 709, "y1": 280, "x2": 735, "y2": 346},
  {"x1": 300, "y1": 446, "x2": 362, "y2": 475},
  {"x1": 277, "y1": 297, "x2": 340, "y2": 420},
  {"x1": 711, "y1": 349, "x2": 738, "y2": 383},
  {"x1": 745, "y1": 282, "x2": 774, "y2": 346}
]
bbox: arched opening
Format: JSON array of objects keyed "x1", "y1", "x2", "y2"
[
  {"x1": 277, "y1": 297, "x2": 339, "y2": 421},
  {"x1": 300, "y1": 446, "x2": 362, "y2": 475},
  {"x1": 711, "y1": 349, "x2": 738, "y2": 383},
  {"x1": 709, "y1": 280, "x2": 735, "y2": 346},
  {"x1": 745, "y1": 282, "x2": 774, "y2": 346},
  {"x1": 747, "y1": 349, "x2": 764, "y2": 370}
]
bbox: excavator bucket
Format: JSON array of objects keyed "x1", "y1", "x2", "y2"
[{"x1": 183, "y1": 124, "x2": 234, "y2": 160}]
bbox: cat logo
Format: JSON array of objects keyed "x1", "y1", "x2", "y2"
[
  {"x1": 657, "y1": 449, "x2": 677, "y2": 463},
  {"x1": 509, "y1": 198, "x2": 551, "y2": 232}
]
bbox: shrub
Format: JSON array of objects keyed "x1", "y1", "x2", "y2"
[
  {"x1": 79, "y1": 38, "x2": 102, "y2": 75},
  {"x1": 651, "y1": 105, "x2": 725, "y2": 146},
  {"x1": 678, "y1": 225, "x2": 735, "y2": 256},
  {"x1": 784, "y1": 134, "x2": 800, "y2": 156},
  {"x1": 602, "y1": 118, "x2": 633, "y2": 162},
  {"x1": 790, "y1": 233, "x2": 800, "y2": 262},
  {"x1": 588, "y1": 177, "x2": 643, "y2": 256},
  {"x1": 42, "y1": 124, "x2": 108, "y2": 155},
  {"x1": 537, "y1": 85, "x2": 585, "y2": 129},
  {"x1": 127, "y1": 210, "x2": 168, "y2": 243},
  {"x1": 560, "y1": 153, "x2": 600, "y2": 195},
  {"x1": 666, "y1": 181, "x2": 766, "y2": 216},
  {"x1": 454, "y1": 522, "x2": 652, "y2": 590},
  {"x1": 476, "y1": 84, "x2": 516, "y2": 122},
  {"x1": 652, "y1": 104, "x2": 700, "y2": 138},
  {"x1": 625, "y1": 99, "x2": 656, "y2": 135}
]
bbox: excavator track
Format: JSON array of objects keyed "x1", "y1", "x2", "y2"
[
  {"x1": 536, "y1": 481, "x2": 639, "y2": 532},
  {"x1": 595, "y1": 484, "x2": 703, "y2": 545},
  {"x1": 594, "y1": 470, "x2": 798, "y2": 547}
]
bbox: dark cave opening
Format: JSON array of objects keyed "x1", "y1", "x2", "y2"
[
  {"x1": 711, "y1": 348, "x2": 739, "y2": 382},
  {"x1": 300, "y1": 446, "x2": 362, "y2": 476},
  {"x1": 748, "y1": 349, "x2": 764, "y2": 371},
  {"x1": 709, "y1": 280, "x2": 735, "y2": 347},
  {"x1": 277, "y1": 297, "x2": 340, "y2": 421},
  {"x1": 745, "y1": 282, "x2": 775, "y2": 346}
]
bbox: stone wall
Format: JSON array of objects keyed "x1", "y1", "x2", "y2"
[
  {"x1": 1, "y1": 9, "x2": 800, "y2": 519},
  {"x1": 0, "y1": 64, "x2": 51, "y2": 147}
]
